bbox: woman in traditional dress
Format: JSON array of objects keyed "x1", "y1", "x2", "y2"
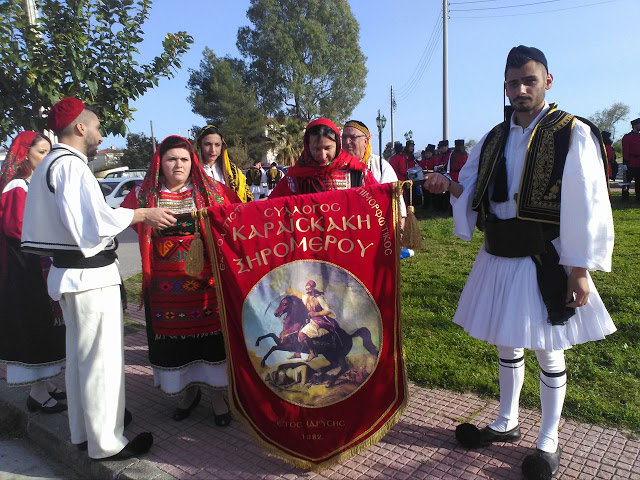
[
  {"x1": 270, "y1": 118, "x2": 378, "y2": 197},
  {"x1": 122, "y1": 135, "x2": 239, "y2": 426},
  {"x1": 0, "y1": 131, "x2": 67, "y2": 413},
  {"x1": 195, "y1": 125, "x2": 253, "y2": 202}
]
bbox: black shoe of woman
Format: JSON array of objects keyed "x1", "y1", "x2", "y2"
[
  {"x1": 47, "y1": 388, "x2": 67, "y2": 401},
  {"x1": 173, "y1": 388, "x2": 202, "y2": 421},
  {"x1": 213, "y1": 400, "x2": 231, "y2": 427},
  {"x1": 27, "y1": 396, "x2": 67, "y2": 414}
]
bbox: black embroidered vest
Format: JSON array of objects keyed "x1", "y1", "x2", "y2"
[{"x1": 471, "y1": 104, "x2": 607, "y2": 225}]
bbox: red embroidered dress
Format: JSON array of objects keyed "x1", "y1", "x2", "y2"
[
  {"x1": 0, "y1": 132, "x2": 65, "y2": 384},
  {"x1": 122, "y1": 136, "x2": 239, "y2": 393}
]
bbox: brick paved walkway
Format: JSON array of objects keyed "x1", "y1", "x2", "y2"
[{"x1": 2, "y1": 305, "x2": 638, "y2": 479}]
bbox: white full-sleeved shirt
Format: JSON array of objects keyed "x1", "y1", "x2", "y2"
[
  {"x1": 451, "y1": 102, "x2": 614, "y2": 272},
  {"x1": 203, "y1": 162, "x2": 226, "y2": 184},
  {"x1": 43, "y1": 144, "x2": 134, "y2": 300}
]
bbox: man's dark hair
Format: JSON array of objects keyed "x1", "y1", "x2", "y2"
[
  {"x1": 505, "y1": 45, "x2": 548, "y2": 78},
  {"x1": 394, "y1": 142, "x2": 403, "y2": 154}
]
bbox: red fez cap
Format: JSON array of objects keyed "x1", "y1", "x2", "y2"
[
  {"x1": 47, "y1": 97, "x2": 86, "y2": 133},
  {"x1": 305, "y1": 280, "x2": 316, "y2": 288}
]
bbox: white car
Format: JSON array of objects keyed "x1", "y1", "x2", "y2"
[{"x1": 98, "y1": 178, "x2": 143, "y2": 208}]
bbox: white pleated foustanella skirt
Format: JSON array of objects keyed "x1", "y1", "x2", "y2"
[{"x1": 452, "y1": 245, "x2": 616, "y2": 351}]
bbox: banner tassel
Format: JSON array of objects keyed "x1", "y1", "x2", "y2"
[
  {"x1": 184, "y1": 210, "x2": 204, "y2": 277},
  {"x1": 398, "y1": 181, "x2": 422, "y2": 249}
]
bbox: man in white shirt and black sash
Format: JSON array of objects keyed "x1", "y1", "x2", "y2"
[
  {"x1": 423, "y1": 46, "x2": 615, "y2": 479},
  {"x1": 22, "y1": 97, "x2": 177, "y2": 461}
]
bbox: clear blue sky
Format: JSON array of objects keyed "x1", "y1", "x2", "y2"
[{"x1": 104, "y1": 0, "x2": 639, "y2": 151}]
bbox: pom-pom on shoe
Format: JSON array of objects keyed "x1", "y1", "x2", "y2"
[
  {"x1": 522, "y1": 447, "x2": 562, "y2": 479},
  {"x1": 455, "y1": 423, "x2": 521, "y2": 449}
]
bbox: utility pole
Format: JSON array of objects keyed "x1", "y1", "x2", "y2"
[
  {"x1": 390, "y1": 85, "x2": 394, "y2": 146},
  {"x1": 22, "y1": 0, "x2": 56, "y2": 142},
  {"x1": 150, "y1": 120, "x2": 157, "y2": 152},
  {"x1": 442, "y1": 0, "x2": 449, "y2": 142},
  {"x1": 23, "y1": 0, "x2": 37, "y2": 23}
]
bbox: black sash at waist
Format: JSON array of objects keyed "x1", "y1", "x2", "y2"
[
  {"x1": 483, "y1": 216, "x2": 550, "y2": 257},
  {"x1": 482, "y1": 215, "x2": 574, "y2": 326},
  {"x1": 52, "y1": 249, "x2": 117, "y2": 268}
]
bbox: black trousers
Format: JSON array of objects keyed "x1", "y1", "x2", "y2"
[{"x1": 622, "y1": 167, "x2": 640, "y2": 201}]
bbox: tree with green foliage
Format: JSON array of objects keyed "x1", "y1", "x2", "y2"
[
  {"x1": 122, "y1": 132, "x2": 155, "y2": 169},
  {"x1": 589, "y1": 102, "x2": 630, "y2": 139},
  {"x1": 383, "y1": 142, "x2": 393, "y2": 160},
  {"x1": 464, "y1": 139, "x2": 477, "y2": 152},
  {"x1": 237, "y1": 0, "x2": 367, "y2": 124},
  {"x1": 0, "y1": 0, "x2": 193, "y2": 144},
  {"x1": 267, "y1": 117, "x2": 305, "y2": 166},
  {"x1": 187, "y1": 47, "x2": 266, "y2": 162}
]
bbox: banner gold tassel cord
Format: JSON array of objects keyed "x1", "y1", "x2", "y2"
[
  {"x1": 184, "y1": 209, "x2": 205, "y2": 277},
  {"x1": 397, "y1": 180, "x2": 422, "y2": 249}
]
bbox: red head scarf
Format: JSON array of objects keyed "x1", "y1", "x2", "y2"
[
  {"x1": 0, "y1": 131, "x2": 39, "y2": 194},
  {"x1": 123, "y1": 135, "x2": 233, "y2": 294},
  {"x1": 285, "y1": 118, "x2": 366, "y2": 192}
]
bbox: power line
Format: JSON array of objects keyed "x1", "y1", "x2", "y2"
[
  {"x1": 451, "y1": 0, "x2": 508, "y2": 3},
  {"x1": 395, "y1": 10, "x2": 442, "y2": 96},
  {"x1": 451, "y1": 0, "x2": 619, "y2": 17},
  {"x1": 451, "y1": 0, "x2": 562, "y2": 11},
  {"x1": 396, "y1": 24, "x2": 442, "y2": 100},
  {"x1": 396, "y1": 21, "x2": 443, "y2": 102},
  {"x1": 395, "y1": 11, "x2": 441, "y2": 96}
]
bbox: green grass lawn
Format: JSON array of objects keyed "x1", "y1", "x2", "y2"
[
  {"x1": 124, "y1": 193, "x2": 639, "y2": 434},
  {"x1": 405, "y1": 193, "x2": 639, "y2": 435}
]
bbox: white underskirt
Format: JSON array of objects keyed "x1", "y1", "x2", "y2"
[
  {"x1": 153, "y1": 361, "x2": 227, "y2": 395},
  {"x1": 6, "y1": 363, "x2": 64, "y2": 386},
  {"x1": 453, "y1": 245, "x2": 616, "y2": 351}
]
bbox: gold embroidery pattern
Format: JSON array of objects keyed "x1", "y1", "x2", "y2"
[
  {"x1": 519, "y1": 111, "x2": 574, "y2": 222},
  {"x1": 472, "y1": 123, "x2": 507, "y2": 210},
  {"x1": 158, "y1": 192, "x2": 196, "y2": 214}
]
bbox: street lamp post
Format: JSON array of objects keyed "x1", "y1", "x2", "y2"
[{"x1": 376, "y1": 110, "x2": 387, "y2": 159}]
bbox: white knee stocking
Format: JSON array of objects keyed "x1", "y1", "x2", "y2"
[
  {"x1": 535, "y1": 349, "x2": 566, "y2": 453},
  {"x1": 489, "y1": 346, "x2": 525, "y2": 432}
]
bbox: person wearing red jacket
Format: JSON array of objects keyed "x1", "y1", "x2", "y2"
[
  {"x1": 419, "y1": 144, "x2": 436, "y2": 170},
  {"x1": 621, "y1": 118, "x2": 640, "y2": 201},
  {"x1": 602, "y1": 132, "x2": 617, "y2": 181},
  {"x1": 448, "y1": 140, "x2": 469, "y2": 183},
  {"x1": 388, "y1": 141, "x2": 408, "y2": 181}
]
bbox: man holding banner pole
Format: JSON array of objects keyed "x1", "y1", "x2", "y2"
[{"x1": 423, "y1": 46, "x2": 615, "y2": 479}]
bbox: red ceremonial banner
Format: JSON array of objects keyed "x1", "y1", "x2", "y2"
[{"x1": 202, "y1": 183, "x2": 407, "y2": 470}]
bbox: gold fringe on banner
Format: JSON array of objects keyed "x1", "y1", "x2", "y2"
[
  {"x1": 397, "y1": 180, "x2": 422, "y2": 250},
  {"x1": 200, "y1": 202, "x2": 409, "y2": 471},
  {"x1": 184, "y1": 210, "x2": 204, "y2": 277}
]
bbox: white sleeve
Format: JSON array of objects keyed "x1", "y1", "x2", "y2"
[
  {"x1": 557, "y1": 120, "x2": 614, "y2": 271},
  {"x1": 379, "y1": 160, "x2": 407, "y2": 217},
  {"x1": 51, "y1": 158, "x2": 135, "y2": 257},
  {"x1": 450, "y1": 133, "x2": 487, "y2": 241}
]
